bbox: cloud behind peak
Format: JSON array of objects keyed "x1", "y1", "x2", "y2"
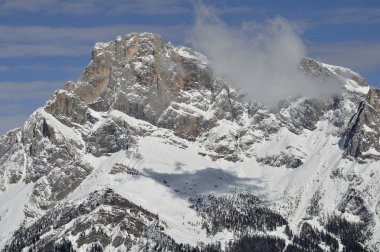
[{"x1": 189, "y1": 4, "x2": 341, "y2": 105}]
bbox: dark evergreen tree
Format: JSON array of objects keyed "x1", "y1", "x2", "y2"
[{"x1": 325, "y1": 214, "x2": 367, "y2": 252}]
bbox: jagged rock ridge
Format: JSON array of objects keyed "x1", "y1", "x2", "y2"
[{"x1": 0, "y1": 32, "x2": 379, "y2": 251}]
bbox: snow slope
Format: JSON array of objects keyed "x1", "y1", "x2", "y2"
[{"x1": 0, "y1": 33, "x2": 379, "y2": 251}]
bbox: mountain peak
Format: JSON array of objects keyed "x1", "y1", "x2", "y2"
[
  {"x1": 44, "y1": 33, "x2": 212, "y2": 139},
  {"x1": 1, "y1": 32, "x2": 380, "y2": 251}
]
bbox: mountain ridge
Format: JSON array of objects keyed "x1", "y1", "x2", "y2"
[{"x1": 0, "y1": 32, "x2": 379, "y2": 251}]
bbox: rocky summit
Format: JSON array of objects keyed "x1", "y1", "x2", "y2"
[{"x1": 0, "y1": 32, "x2": 380, "y2": 252}]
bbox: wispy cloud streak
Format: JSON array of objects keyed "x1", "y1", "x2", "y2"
[
  {"x1": 0, "y1": 0, "x2": 190, "y2": 16},
  {"x1": 309, "y1": 42, "x2": 380, "y2": 73},
  {"x1": 0, "y1": 24, "x2": 186, "y2": 58}
]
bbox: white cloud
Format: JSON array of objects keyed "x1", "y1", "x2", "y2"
[
  {"x1": 0, "y1": 66, "x2": 10, "y2": 72},
  {"x1": 0, "y1": 114, "x2": 29, "y2": 135},
  {"x1": 0, "y1": 81, "x2": 64, "y2": 100},
  {"x1": 0, "y1": 0, "x2": 189, "y2": 16},
  {"x1": 9, "y1": 65, "x2": 82, "y2": 73},
  {"x1": 320, "y1": 8, "x2": 380, "y2": 25},
  {"x1": 0, "y1": 44, "x2": 90, "y2": 58},
  {"x1": 0, "y1": 24, "x2": 186, "y2": 58},
  {"x1": 189, "y1": 4, "x2": 341, "y2": 105},
  {"x1": 0, "y1": 81, "x2": 65, "y2": 134},
  {"x1": 0, "y1": 0, "x2": 101, "y2": 15},
  {"x1": 105, "y1": 0, "x2": 190, "y2": 16},
  {"x1": 0, "y1": 24, "x2": 183, "y2": 43},
  {"x1": 309, "y1": 42, "x2": 380, "y2": 73}
]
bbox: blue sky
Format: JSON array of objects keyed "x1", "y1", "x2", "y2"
[{"x1": 1, "y1": 0, "x2": 380, "y2": 134}]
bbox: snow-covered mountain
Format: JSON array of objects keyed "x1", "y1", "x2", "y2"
[{"x1": 0, "y1": 32, "x2": 379, "y2": 251}]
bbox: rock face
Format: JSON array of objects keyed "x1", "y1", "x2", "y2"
[
  {"x1": 4, "y1": 189, "x2": 162, "y2": 252},
  {"x1": 342, "y1": 88, "x2": 380, "y2": 160},
  {"x1": 0, "y1": 33, "x2": 380, "y2": 251},
  {"x1": 71, "y1": 33, "x2": 213, "y2": 140},
  {"x1": 45, "y1": 90, "x2": 90, "y2": 125}
]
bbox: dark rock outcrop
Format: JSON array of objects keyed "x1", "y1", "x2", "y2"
[{"x1": 341, "y1": 88, "x2": 380, "y2": 160}]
